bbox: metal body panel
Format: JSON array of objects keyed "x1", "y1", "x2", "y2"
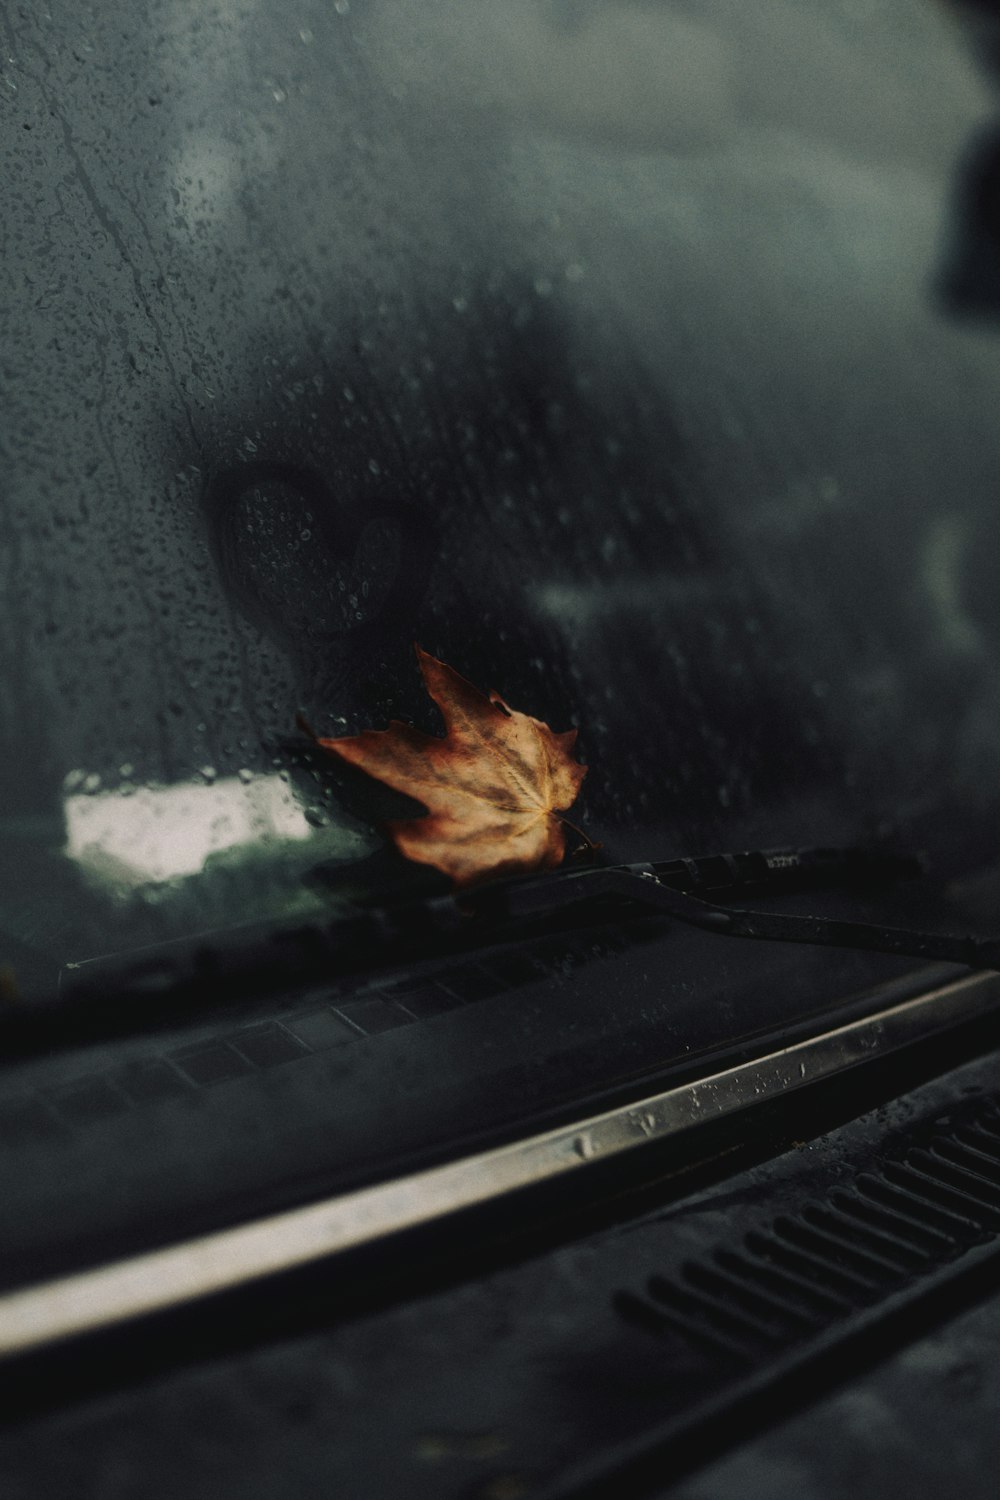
[{"x1": 2, "y1": 968, "x2": 996, "y2": 1362}]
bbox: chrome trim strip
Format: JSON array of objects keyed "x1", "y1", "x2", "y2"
[{"x1": 1, "y1": 969, "x2": 997, "y2": 1361}]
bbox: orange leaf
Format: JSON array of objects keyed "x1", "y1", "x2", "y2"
[{"x1": 311, "y1": 647, "x2": 587, "y2": 887}]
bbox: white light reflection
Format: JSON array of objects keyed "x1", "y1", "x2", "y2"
[{"x1": 64, "y1": 776, "x2": 312, "y2": 885}]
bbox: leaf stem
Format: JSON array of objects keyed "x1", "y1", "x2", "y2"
[{"x1": 559, "y1": 815, "x2": 598, "y2": 853}]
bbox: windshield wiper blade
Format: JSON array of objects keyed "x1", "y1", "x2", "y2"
[
  {"x1": 0, "y1": 844, "x2": 981, "y2": 1061},
  {"x1": 494, "y1": 862, "x2": 1000, "y2": 968}
]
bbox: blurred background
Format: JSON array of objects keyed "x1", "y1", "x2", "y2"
[{"x1": 4, "y1": 0, "x2": 1000, "y2": 994}]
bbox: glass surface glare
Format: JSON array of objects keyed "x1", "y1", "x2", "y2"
[{"x1": 64, "y1": 775, "x2": 313, "y2": 886}]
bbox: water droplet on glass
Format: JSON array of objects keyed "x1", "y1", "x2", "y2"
[
  {"x1": 237, "y1": 767, "x2": 254, "y2": 785},
  {"x1": 367, "y1": 458, "x2": 381, "y2": 476},
  {"x1": 573, "y1": 1133, "x2": 594, "y2": 1160},
  {"x1": 333, "y1": 0, "x2": 350, "y2": 13},
  {"x1": 452, "y1": 294, "x2": 468, "y2": 314},
  {"x1": 199, "y1": 765, "x2": 217, "y2": 785},
  {"x1": 299, "y1": 27, "x2": 314, "y2": 43},
  {"x1": 82, "y1": 772, "x2": 102, "y2": 794}
]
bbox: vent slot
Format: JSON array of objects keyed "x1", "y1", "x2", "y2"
[
  {"x1": 797, "y1": 1203, "x2": 912, "y2": 1277},
  {"x1": 826, "y1": 1189, "x2": 943, "y2": 1263},
  {"x1": 744, "y1": 1227, "x2": 876, "y2": 1301},
  {"x1": 853, "y1": 1173, "x2": 972, "y2": 1248},
  {"x1": 712, "y1": 1248, "x2": 836, "y2": 1324},
  {"x1": 632, "y1": 1278, "x2": 755, "y2": 1362},
  {"x1": 770, "y1": 1214, "x2": 901, "y2": 1291},
  {"x1": 618, "y1": 1092, "x2": 1000, "y2": 1360},
  {"x1": 957, "y1": 1123, "x2": 1000, "y2": 1160},
  {"x1": 683, "y1": 1258, "x2": 817, "y2": 1336},
  {"x1": 879, "y1": 1161, "x2": 993, "y2": 1234},
  {"x1": 931, "y1": 1136, "x2": 1000, "y2": 1187},
  {"x1": 914, "y1": 1148, "x2": 1000, "y2": 1214},
  {"x1": 648, "y1": 1271, "x2": 773, "y2": 1351}
]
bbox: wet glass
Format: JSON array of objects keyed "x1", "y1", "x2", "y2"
[{"x1": 3, "y1": 0, "x2": 1000, "y2": 1278}]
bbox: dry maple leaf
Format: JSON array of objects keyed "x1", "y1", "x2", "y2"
[{"x1": 310, "y1": 647, "x2": 587, "y2": 887}]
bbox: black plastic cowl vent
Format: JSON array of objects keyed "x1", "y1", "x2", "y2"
[{"x1": 615, "y1": 1099, "x2": 1000, "y2": 1365}]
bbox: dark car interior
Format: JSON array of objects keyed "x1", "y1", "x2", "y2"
[{"x1": 4, "y1": 2, "x2": 1000, "y2": 1496}]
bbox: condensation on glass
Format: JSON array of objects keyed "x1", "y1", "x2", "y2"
[{"x1": 2, "y1": 0, "x2": 1000, "y2": 997}]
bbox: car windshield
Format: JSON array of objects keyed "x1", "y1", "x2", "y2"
[{"x1": 3, "y1": 0, "x2": 1000, "y2": 1280}]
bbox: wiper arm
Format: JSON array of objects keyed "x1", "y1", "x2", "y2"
[
  {"x1": 493, "y1": 861, "x2": 997, "y2": 968},
  {"x1": 0, "y1": 844, "x2": 986, "y2": 1062}
]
